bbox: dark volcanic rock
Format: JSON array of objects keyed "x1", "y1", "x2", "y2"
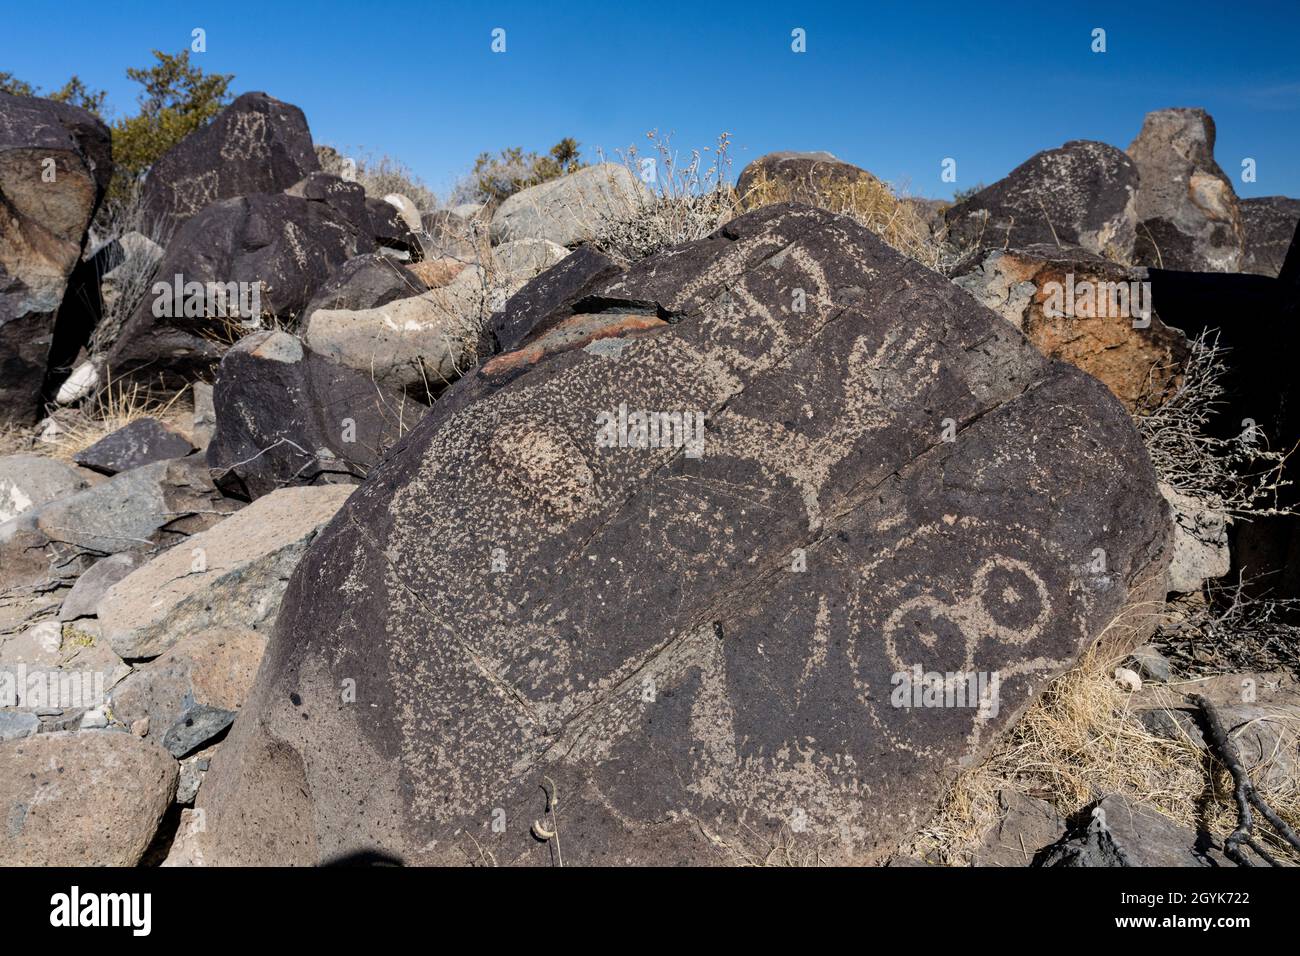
[
  {"x1": 945, "y1": 141, "x2": 1139, "y2": 263},
  {"x1": 1038, "y1": 794, "x2": 1248, "y2": 867},
  {"x1": 0, "y1": 93, "x2": 112, "y2": 424},
  {"x1": 106, "y1": 177, "x2": 378, "y2": 386},
  {"x1": 301, "y1": 253, "x2": 429, "y2": 323},
  {"x1": 1240, "y1": 196, "x2": 1300, "y2": 277},
  {"x1": 196, "y1": 203, "x2": 1170, "y2": 866},
  {"x1": 1126, "y1": 108, "x2": 1245, "y2": 272},
  {"x1": 141, "y1": 92, "x2": 319, "y2": 238},
  {"x1": 73, "y1": 417, "x2": 195, "y2": 475},
  {"x1": 488, "y1": 244, "x2": 624, "y2": 354},
  {"x1": 206, "y1": 330, "x2": 424, "y2": 499}
]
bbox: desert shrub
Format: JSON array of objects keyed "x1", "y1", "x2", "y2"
[
  {"x1": 1135, "y1": 329, "x2": 1293, "y2": 519},
  {"x1": 316, "y1": 145, "x2": 437, "y2": 213},
  {"x1": 0, "y1": 71, "x2": 107, "y2": 114},
  {"x1": 741, "y1": 162, "x2": 946, "y2": 271},
  {"x1": 950, "y1": 181, "x2": 986, "y2": 204},
  {"x1": 462, "y1": 138, "x2": 586, "y2": 205},
  {"x1": 108, "y1": 51, "x2": 234, "y2": 214},
  {"x1": 590, "y1": 131, "x2": 739, "y2": 263}
]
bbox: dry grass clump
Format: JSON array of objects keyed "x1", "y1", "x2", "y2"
[
  {"x1": 590, "y1": 131, "x2": 741, "y2": 263},
  {"x1": 905, "y1": 641, "x2": 1300, "y2": 866},
  {"x1": 740, "y1": 165, "x2": 949, "y2": 272},
  {"x1": 46, "y1": 372, "x2": 188, "y2": 459}
]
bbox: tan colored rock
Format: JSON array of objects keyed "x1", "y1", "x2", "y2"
[
  {"x1": 98, "y1": 485, "x2": 353, "y2": 660},
  {"x1": 953, "y1": 245, "x2": 1189, "y2": 410},
  {"x1": 0, "y1": 730, "x2": 176, "y2": 865}
]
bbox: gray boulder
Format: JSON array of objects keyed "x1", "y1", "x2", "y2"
[
  {"x1": 0, "y1": 93, "x2": 112, "y2": 424},
  {"x1": 945, "y1": 141, "x2": 1139, "y2": 263},
  {"x1": 141, "y1": 91, "x2": 319, "y2": 238},
  {"x1": 58, "y1": 552, "x2": 140, "y2": 621},
  {"x1": 196, "y1": 203, "x2": 1171, "y2": 866},
  {"x1": 0, "y1": 454, "x2": 91, "y2": 522},
  {"x1": 1126, "y1": 108, "x2": 1245, "y2": 272},
  {"x1": 490, "y1": 163, "x2": 647, "y2": 247},
  {"x1": 0, "y1": 457, "x2": 237, "y2": 590}
]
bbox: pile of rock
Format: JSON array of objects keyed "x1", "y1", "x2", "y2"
[{"x1": 1, "y1": 86, "x2": 1296, "y2": 868}]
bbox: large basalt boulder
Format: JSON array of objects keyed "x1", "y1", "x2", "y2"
[
  {"x1": 106, "y1": 175, "x2": 379, "y2": 386},
  {"x1": 1240, "y1": 196, "x2": 1300, "y2": 277},
  {"x1": 490, "y1": 163, "x2": 647, "y2": 247},
  {"x1": 0, "y1": 93, "x2": 112, "y2": 424},
  {"x1": 487, "y1": 245, "x2": 623, "y2": 354},
  {"x1": 196, "y1": 203, "x2": 1171, "y2": 866},
  {"x1": 952, "y1": 245, "x2": 1189, "y2": 410},
  {"x1": 1126, "y1": 108, "x2": 1245, "y2": 272},
  {"x1": 945, "y1": 141, "x2": 1139, "y2": 263},
  {"x1": 207, "y1": 330, "x2": 425, "y2": 499},
  {"x1": 141, "y1": 91, "x2": 319, "y2": 238}
]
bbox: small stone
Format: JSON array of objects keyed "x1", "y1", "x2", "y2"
[
  {"x1": 161, "y1": 705, "x2": 236, "y2": 758},
  {"x1": 1129, "y1": 643, "x2": 1172, "y2": 683},
  {"x1": 0, "y1": 711, "x2": 39, "y2": 742},
  {"x1": 131, "y1": 717, "x2": 149, "y2": 737},
  {"x1": 78, "y1": 706, "x2": 109, "y2": 729},
  {"x1": 1114, "y1": 667, "x2": 1143, "y2": 693}
]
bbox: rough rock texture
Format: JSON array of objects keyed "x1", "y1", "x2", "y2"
[
  {"x1": 1039, "y1": 794, "x2": 1246, "y2": 867},
  {"x1": 1126, "y1": 108, "x2": 1245, "y2": 272},
  {"x1": 490, "y1": 163, "x2": 646, "y2": 247},
  {"x1": 945, "y1": 141, "x2": 1139, "y2": 263},
  {"x1": 0, "y1": 454, "x2": 90, "y2": 522},
  {"x1": 1159, "y1": 483, "x2": 1229, "y2": 594},
  {"x1": 141, "y1": 91, "x2": 319, "y2": 237},
  {"x1": 110, "y1": 627, "x2": 267, "y2": 756},
  {"x1": 1240, "y1": 197, "x2": 1300, "y2": 277},
  {"x1": 197, "y1": 203, "x2": 1171, "y2": 866},
  {"x1": 971, "y1": 789, "x2": 1067, "y2": 867},
  {"x1": 0, "y1": 730, "x2": 176, "y2": 865},
  {"x1": 207, "y1": 330, "x2": 424, "y2": 499},
  {"x1": 301, "y1": 252, "x2": 429, "y2": 322},
  {"x1": 107, "y1": 175, "x2": 379, "y2": 387},
  {"x1": 736, "y1": 150, "x2": 884, "y2": 209},
  {"x1": 301, "y1": 270, "x2": 487, "y2": 392},
  {"x1": 58, "y1": 552, "x2": 140, "y2": 621},
  {"x1": 952, "y1": 245, "x2": 1189, "y2": 409},
  {"x1": 0, "y1": 93, "x2": 112, "y2": 424},
  {"x1": 487, "y1": 245, "x2": 623, "y2": 355},
  {"x1": 0, "y1": 456, "x2": 237, "y2": 590},
  {"x1": 98, "y1": 484, "x2": 353, "y2": 660},
  {"x1": 72, "y1": 416, "x2": 195, "y2": 475}
]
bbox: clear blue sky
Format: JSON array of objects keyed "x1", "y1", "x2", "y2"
[{"x1": 4, "y1": 0, "x2": 1298, "y2": 201}]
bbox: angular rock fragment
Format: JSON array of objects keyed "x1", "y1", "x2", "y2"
[
  {"x1": 952, "y1": 245, "x2": 1189, "y2": 409},
  {"x1": 72, "y1": 416, "x2": 195, "y2": 475},
  {"x1": 206, "y1": 330, "x2": 423, "y2": 499},
  {"x1": 98, "y1": 484, "x2": 353, "y2": 660}
]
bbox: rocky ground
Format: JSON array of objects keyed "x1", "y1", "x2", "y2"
[{"x1": 1, "y1": 90, "x2": 1298, "y2": 866}]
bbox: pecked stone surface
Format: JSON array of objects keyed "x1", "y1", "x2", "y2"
[{"x1": 196, "y1": 203, "x2": 1170, "y2": 866}]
